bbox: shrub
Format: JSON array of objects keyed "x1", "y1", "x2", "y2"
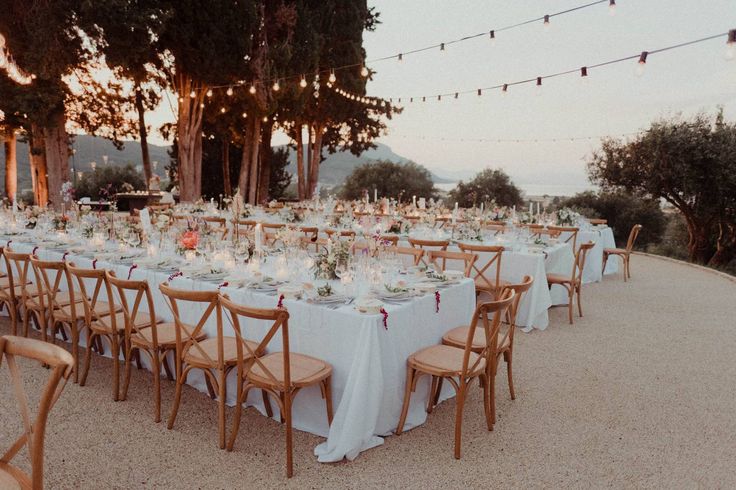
[
  {"x1": 340, "y1": 160, "x2": 437, "y2": 201},
  {"x1": 75, "y1": 164, "x2": 145, "y2": 201},
  {"x1": 446, "y1": 168, "x2": 524, "y2": 208}
]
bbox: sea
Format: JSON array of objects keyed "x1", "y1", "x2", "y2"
[{"x1": 435, "y1": 182, "x2": 595, "y2": 197}]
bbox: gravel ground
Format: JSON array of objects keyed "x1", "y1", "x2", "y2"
[{"x1": 1, "y1": 254, "x2": 735, "y2": 489}]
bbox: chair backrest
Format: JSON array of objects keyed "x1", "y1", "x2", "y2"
[
  {"x1": 483, "y1": 224, "x2": 506, "y2": 236},
  {"x1": 379, "y1": 234, "x2": 399, "y2": 245},
  {"x1": 484, "y1": 220, "x2": 506, "y2": 226},
  {"x1": 462, "y1": 290, "x2": 515, "y2": 377},
  {"x1": 427, "y1": 250, "x2": 477, "y2": 277},
  {"x1": 589, "y1": 218, "x2": 607, "y2": 226},
  {"x1": 300, "y1": 235, "x2": 329, "y2": 253},
  {"x1": 381, "y1": 245, "x2": 424, "y2": 266},
  {"x1": 456, "y1": 243, "x2": 504, "y2": 290},
  {"x1": 234, "y1": 219, "x2": 257, "y2": 231},
  {"x1": 219, "y1": 294, "x2": 291, "y2": 387},
  {"x1": 626, "y1": 224, "x2": 643, "y2": 253},
  {"x1": 107, "y1": 272, "x2": 161, "y2": 348},
  {"x1": 407, "y1": 238, "x2": 449, "y2": 251},
  {"x1": 0, "y1": 335, "x2": 74, "y2": 490},
  {"x1": 549, "y1": 226, "x2": 579, "y2": 252},
  {"x1": 498, "y1": 275, "x2": 534, "y2": 352},
  {"x1": 202, "y1": 216, "x2": 228, "y2": 239},
  {"x1": 262, "y1": 223, "x2": 285, "y2": 233},
  {"x1": 1, "y1": 247, "x2": 19, "y2": 304},
  {"x1": 66, "y1": 263, "x2": 116, "y2": 327},
  {"x1": 159, "y1": 283, "x2": 222, "y2": 368},
  {"x1": 571, "y1": 242, "x2": 595, "y2": 284},
  {"x1": 29, "y1": 257, "x2": 80, "y2": 321},
  {"x1": 325, "y1": 229, "x2": 357, "y2": 241}
]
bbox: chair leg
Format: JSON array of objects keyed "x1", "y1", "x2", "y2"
[
  {"x1": 112, "y1": 337, "x2": 120, "y2": 401},
  {"x1": 151, "y1": 350, "x2": 162, "y2": 423},
  {"x1": 227, "y1": 384, "x2": 244, "y2": 452},
  {"x1": 167, "y1": 371, "x2": 185, "y2": 430},
  {"x1": 506, "y1": 350, "x2": 516, "y2": 400},
  {"x1": 482, "y1": 373, "x2": 492, "y2": 431},
  {"x1": 284, "y1": 391, "x2": 294, "y2": 478},
  {"x1": 323, "y1": 377, "x2": 333, "y2": 426},
  {"x1": 162, "y1": 354, "x2": 174, "y2": 380},
  {"x1": 395, "y1": 367, "x2": 415, "y2": 435},
  {"x1": 121, "y1": 343, "x2": 133, "y2": 402},
  {"x1": 427, "y1": 376, "x2": 438, "y2": 414},
  {"x1": 490, "y1": 368, "x2": 497, "y2": 426},
  {"x1": 602, "y1": 253, "x2": 608, "y2": 275},
  {"x1": 77, "y1": 328, "x2": 91, "y2": 386},
  {"x1": 218, "y1": 369, "x2": 227, "y2": 450},
  {"x1": 262, "y1": 390, "x2": 274, "y2": 418},
  {"x1": 454, "y1": 381, "x2": 467, "y2": 459},
  {"x1": 568, "y1": 289, "x2": 574, "y2": 325},
  {"x1": 432, "y1": 376, "x2": 444, "y2": 409},
  {"x1": 204, "y1": 372, "x2": 217, "y2": 399},
  {"x1": 576, "y1": 285, "x2": 583, "y2": 318}
]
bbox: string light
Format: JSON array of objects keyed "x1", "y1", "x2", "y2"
[
  {"x1": 726, "y1": 29, "x2": 736, "y2": 60},
  {"x1": 543, "y1": 15, "x2": 551, "y2": 30},
  {"x1": 299, "y1": 75, "x2": 307, "y2": 88},
  {"x1": 241, "y1": 112, "x2": 247, "y2": 118},
  {"x1": 272, "y1": 80, "x2": 280, "y2": 91},
  {"x1": 489, "y1": 30, "x2": 496, "y2": 46},
  {"x1": 502, "y1": 83, "x2": 508, "y2": 94},
  {"x1": 0, "y1": 34, "x2": 34, "y2": 85},
  {"x1": 189, "y1": 90, "x2": 196, "y2": 98},
  {"x1": 440, "y1": 43, "x2": 445, "y2": 52},
  {"x1": 636, "y1": 51, "x2": 648, "y2": 77},
  {"x1": 477, "y1": 89, "x2": 482, "y2": 96},
  {"x1": 206, "y1": 89, "x2": 213, "y2": 97},
  {"x1": 360, "y1": 65, "x2": 369, "y2": 77},
  {"x1": 580, "y1": 66, "x2": 589, "y2": 84},
  {"x1": 249, "y1": 84, "x2": 256, "y2": 95},
  {"x1": 226, "y1": 86, "x2": 234, "y2": 96},
  {"x1": 220, "y1": 107, "x2": 226, "y2": 113},
  {"x1": 536, "y1": 76, "x2": 543, "y2": 96},
  {"x1": 328, "y1": 71, "x2": 337, "y2": 83},
  {"x1": 608, "y1": 0, "x2": 616, "y2": 16},
  {"x1": 398, "y1": 53, "x2": 403, "y2": 61}
]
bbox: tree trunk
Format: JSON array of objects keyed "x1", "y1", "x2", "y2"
[
  {"x1": 222, "y1": 139, "x2": 231, "y2": 197},
  {"x1": 295, "y1": 122, "x2": 305, "y2": 200},
  {"x1": 3, "y1": 127, "x2": 17, "y2": 202},
  {"x1": 174, "y1": 72, "x2": 205, "y2": 202},
  {"x1": 709, "y1": 220, "x2": 736, "y2": 266},
  {"x1": 238, "y1": 115, "x2": 262, "y2": 204},
  {"x1": 134, "y1": 86, "x2": 153, "y2": 190},
  {"x1": 29, "y1": 124, "x2": 48, "y2": 207},
  {"x1": 307, "y1": 124, "x2": 324, "y2": 198},
  {"x1": 258, "y1": 119, "x2": 274, "y2": 203},
  {"x1": 43, "y1": 111, "x2": 70, "y2": 210}
]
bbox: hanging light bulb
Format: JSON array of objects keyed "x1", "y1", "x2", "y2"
[
  {"x1": 635, "y1": 51, "x2": 648, "y2": 77},
  {"x1": 272, "y1": 80, "x2": 280, "y2": 91},
  {"x1": 440, "y1": 43, "x2": 445, "y2": 52},
  {"x1": 360, "y1": 65, "x2": 369, "y2": 77},
  {"x1": 608, "y1": 0, "x2": 616, "y2": 16},
  {"x1": 477, "y1": 89, "x2": 482, "y2": 96},
  {"x1": 580, "y1": 66, "x2": 589, "y2": 84},
  {"x1": 536, "y1": 77, "x2": 543, "y2": 96},
  {"x1": 725, "y1": 29, "x2": 736, "y2": 61},
  {"x1": 299, "y1": 75, "x2": 307, "y2": 88},
  {"x1": 543, "y1": 15, "x2": 550, "y2": 31},
  {"x1": 199, "y1": 103, "x2": 205, "y2": 108},
  {"x1": 226, "y1": 86, "x2": 234, "y2": 96},
  {"x1": 189, "y1": 90, "x2": 196, "y2": 98},
  {"x1": 328, "y1": 71, "x2": 337, "y2": 83},
  {"x1": 489, "y1": 30, "x2": 496, "y2": 47},
  {"x1": 502, "y1": 83, "x2": 509, "y2": 94},
  {"x1": 178, "y1": 97, "x2": 184, "y2": 103},
  {"x1": 262, "y1": 116, "x2": 268, "y2": 122},
  {"x1": 397, "y1": 53, "x2": 403, "y2": 62},
  {"x1": 454, "y1": 92, "x2": 459, "y2": 99},
  {"x1": 220, "y1": 107, "x2": 226, "y2": 113},
  {"x1": 241, "y1": 112, "x2": 248, "y2": 118},
  {"x1": 206, "y1": 89, "x2": 213, "y2": 97},
  {"x1": 249, "y1": 84, "x2": 256, "y2": 95}
]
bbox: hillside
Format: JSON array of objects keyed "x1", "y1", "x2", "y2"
[{"x1": 0, "y1": 135, "x2": 451, "y2": 194}]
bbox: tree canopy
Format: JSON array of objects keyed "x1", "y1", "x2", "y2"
[
  {"x1": 447, "y1": 168, "x2": 524, "y2": 208},
  {"x1": 340, "y1": 160, "x2": 437, "y2": 201}
]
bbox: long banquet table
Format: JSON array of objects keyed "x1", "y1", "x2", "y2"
[{"x1": 3, "y1": 236, "x2": 476, "y2": 463}]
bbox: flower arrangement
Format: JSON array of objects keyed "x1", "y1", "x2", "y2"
[
  {"x1": 117, "y1": 220, "x2": 145, "y2": 246},
  {"x1": 387, "y1": 221, "x2": 403, "y2": 234},
  {"x1": 456, "y1": 220, "x2": 483, "y2": 241},
  {"x1": 176, "y1": 230, "x2": 200, "y2": 255},
  {"x1": 556, "y1": 208, "x2": 580, "y2": 226},
  {"x1": 278, "y1": 206, "x2": 298, "y2": 223},
  {"x1": 234, "y1": 236, "x2": 255, "y2": 261},
  {"x1": 61, "y1": 181, "x2": 74, "y2": 203},
  {"x1": 312, "y1": 240, "x2": 351, "y2": 280},
  {"x1": 518, "y1": 212, "x2": 535, "y2": 225},
  {"x1": 51, "y1": 214, "x2": 70, "y2": 231},
  {"x1": 153, "y1": 212, "x2": 172, "y2": 232},
  {"x1": 80, "y1": 213, "x2": 100, "y2": 238},
  {"x1": 317, "y1": 283, "x2": 333, "y2": 297},
  {"x1": 488, "y1": 205, "x2": 509, "y2": 221},
  {"x1": 274, "y1": 225, "x2": 302, "y2": 249},
  {"x1": 24, "y1": 206, "x2": 43, "y2": 229}
]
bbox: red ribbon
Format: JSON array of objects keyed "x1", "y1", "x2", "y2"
[
  {"x1": 127, "y1": 264, "x2": 138, "y2": 279},
  {"x1": 217, "y1": 281, "x2": 229, "y2": 290},
  {"x1": 62, "y1": 251, "x2": 69, "y2": 262},
  {"x1": 380, "y1": 307, "x2": 389, "y2": 330},
  {"x1": 277, "y1": 294, "x2": 285, "y2": 309},
  {"x1": 168, "y1": 271, "x2": 183, "y2": 282},
  {"x1": 92, "y1": 259, "x2": 97, "y2": 269},
  {"x1": 31, "y1": 246, "x2": 38, "y2": 257},
  {"x1": 435, "y1": 291, "x2": 441, "y2": 313}
]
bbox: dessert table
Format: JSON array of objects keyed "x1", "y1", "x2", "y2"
[{"x1": 3, "y1": 235, "x2": 476, "y2": 463}]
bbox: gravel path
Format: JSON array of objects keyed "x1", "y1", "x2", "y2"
[{"x1": 1, "y1": 254, "x2": 735, "y2": 489}]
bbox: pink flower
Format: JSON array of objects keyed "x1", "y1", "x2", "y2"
[{"x1": 180, "y1": 231, "x2": 199, "y2": 250}]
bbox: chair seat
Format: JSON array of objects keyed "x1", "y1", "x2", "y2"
[
  {"x1": 249, "y1": 352, "x2": 332, "y2": 388},
  {"x1": 409, "y1": 344, "x2": 485, "y2": 377},
  {"x1": 54, "y1": 301, "x2": 119, "y2": 323},
  {"x1": 0, "y1": 278, "x2": 32, "y2": 290},
  {"x1": 474, "y1": 277, "x2": 508, "y2": 291},
  {"x1": 131, "y1": 322, "x2": 205, "y2": 348},
  {"x1": 90, "y1": 312, "x2": 160, "y2": 334},
  {"x1": 0, "y1": 462, "x2": 27, "y2": 489},
  {"x1": 184, "y1": 336, "x2": 254, "y2": 368},
  {"x1": 604, "y1": 247, "x2": 628, "y2": 255},
  {"x1": 26, "y1": 290, "x2": 80, "y2": 311},
  {"x1": 546, "y1": 273, "x2": 577, "y2": 285},
  {"x1": 442, "y1": 326, "x2": 510, "y2": 352}
]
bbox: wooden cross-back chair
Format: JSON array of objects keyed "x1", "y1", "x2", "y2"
[
  {"x1": 220, "y1": 294, "x2": 333, "y2": 478},
  {"x1": 483, "y1": 224, "x2": 506, "y2": 236},
  {"x1": 0, "y1": 335, "x2": 74, "y2": 490},
  {"x1": 380, "y1": 245, "x2": 424, "y2": 267},
  {"x1": 395, "y1": 290, "x2": 515, "y2": 459},
  {"x1": 456, "y1": 243, "x2": 505, "y2": 298},
  {"x1": 2, "y1": 249, "x2": 42, "y2": 337},
  {"x1": 529, "y1": 227, "x2": 561, "y2": 240},
  {"x1": 603, "y1": 224, "x2": 642, "y2": 282},
  {"x1": 65, "y1": 265, "x2": 129, "y2": 400},
  {"x1": 589, "y1": 218, "x2": 607, "y2": 226},
  {"x1": 202, "y1": 216, "x2": 228, "y2": 240},
  {"x1": 546, "y1": 241, "x2": 595, "y2": 324},
  {"x1": 159, "y1": 283, "x2": 240, "y2": 449},
  {"x1": 0, "y1": 247, "x2": 21, "y2": 334},
  {"x1": 379, "y1": 234, "x2": 399, "y2": 246},
  {"x1": 442, "y1": 276, "x2": 534, "y2": 426},
  {"x1": 29, "y1": 258, "x2": 89, "y2": 383},
  {"x1": 262, "y1": 223, "x2": 285, "y2": 247},
  {"x1": 106, "y1": 272, "x2": 178, "y2": 422},
  {"x1": 299, "y1": 235, "x2": 329, "y2": 254},
  {"x1": 324, "y1": 229, "x2": 357, "y2": 241},
  {"x1": 408, "y1": 238, "x2": 449, "y2": 266},
  {"x1": 148, "y1": 203, "x2": 172, "y2": 212},
  {"x1": 548, "y1": 226, "x2": 579, "y2": 252},
  {"x1": 426, "y1": 250, "x2": 477, "y2": 278}
]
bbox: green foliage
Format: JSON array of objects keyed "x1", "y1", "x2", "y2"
[
  {"x1": 75, "y1": 165, "x2": 145, "y2": 200},
  {"x1": 269, "y1": 147, "x2": 292, "y2": 200},
  {"x1": 447, "y1": 169, "x2": 524, "y2": 208},
  {"x1": 340, "y1": 161, "x2": 437, "y2": 201},
  {"x1": 588, "y1": 110, "x2": 736, "y2": 265},
  {"x1": 557, "y1": 191, "x2": 666, "y2": 249}
]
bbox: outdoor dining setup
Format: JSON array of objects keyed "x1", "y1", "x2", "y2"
[{"x1": 0, "y1": 193, "x2": 640, "y2": 479}]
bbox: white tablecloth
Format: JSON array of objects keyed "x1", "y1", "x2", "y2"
[
  {"x1": 4, "y1": 238, "x2": 476, "y2": 463},
  {"x1": 560, "y1": 227, "x2": 619, "y2": 283}
]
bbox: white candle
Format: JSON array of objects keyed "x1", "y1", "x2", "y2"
[
  {"x1": 374, "y1": 188, "x2": 378, "y2": 202},
  {"x1": 412, "y1": 195, "x2": 416, "y2": 207},
  {"x1": 455, "y1": 202, "x2": 459, "y2": 211},
  {"x1": 480, "y1": 202, "x2": 484, "y2": 213},
  {"x1": 254, "y1": 223, "x2": 263, "y2": 251},
  {"x1": 529, "y1": 202, "x2": 533, "y2": 215},
  {"x1": 537, "y1": 202, "x2": 541, "y2": 215}
]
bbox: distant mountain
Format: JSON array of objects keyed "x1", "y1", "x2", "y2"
[
  {"x1": 0, "y1": 135, "x2": 452, "y2": 194},
  {"x1": 281, "y1": 142, "x2": 454, "y2": 186}
]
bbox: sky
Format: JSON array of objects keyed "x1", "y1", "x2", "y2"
[{"x1": 147, "y1": 0, "x2": 736, "y2": 194}]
